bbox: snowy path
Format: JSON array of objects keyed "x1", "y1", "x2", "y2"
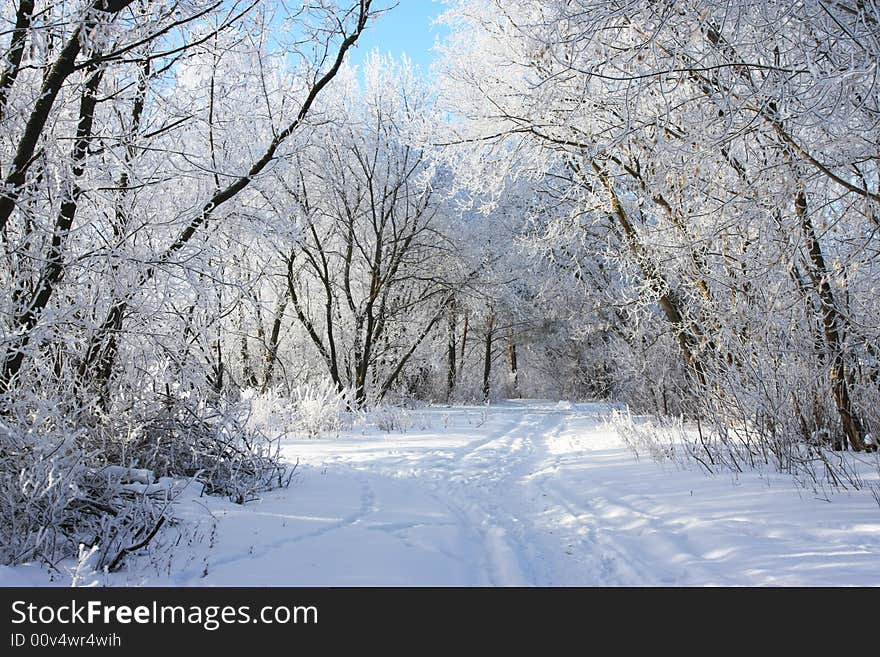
[
  {"x1": 160, "y1": 400, "x2": 880, "y2": 587},
  {"x1": 6, "y1": 400, "x2": 879, "y2": 587}
]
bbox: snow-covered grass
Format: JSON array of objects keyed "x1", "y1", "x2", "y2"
[
  {"x1": 607, "y1": 408, "x2": 880, "y2": 504},
  {"x1": 3, "y1": 400, "x2": 879, "y2": 587},
  {"x1": 243, "y1": 383, "x2": 356, "y2": 439}
]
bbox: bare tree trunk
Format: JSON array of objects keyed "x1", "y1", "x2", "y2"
[
  {"x1": 592, "y1": 160, "x2": 708, "y2": 387},
  {"x1": 507, "y1": 330, "x2": 519, "y2": 398},
  {"x1": 286, "y1": 253, "x2": 342, "y2": 391},
  {"x1": 0, "y1": 0, "x2": 35, "y2": 126},
  {"x1": 796, "y1": 188, "x2": 870, "y2": 451},
  {"x1": 459, "y1": 312, "x2": 469, "y2": 382},
  {"x1": 76, "y1": 57, "x2": 150, "y2": 399},
  {"x1": 212, "y1": 338, "x2": 224, "y2": 394},
  {"x1": 378, "y1": 298, "x2": 450, "y2": 401},
  {"x1": 239, "y1": 304, "x2": 257, "y2": 388},
  {"x1": 482, "y1": 308, "x2": 495, "y2": 403},
  {"x1": 2, "y1": 64, "x2": 105, "y2": 395},
  {"x1": 210, "y1": 274, "x2": 224, "y2": 395},
  {"x1": 446, "y1": 297, "x2": 457, "y2": 402},
  {"x1": 262, "y1": 299, "x2": 287, "y2": 393}
]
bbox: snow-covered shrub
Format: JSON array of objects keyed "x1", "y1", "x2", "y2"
[
  {"x1": 607, "y1": 410, "x2": 680, "y2": 466},
  {"x1": 0, "y1": 408, "x2": 89, "y2": 565},
  {"x1": 0, "y1": 390, "x2": 295, "y2": 570},
  {"x1": 124, "y1": 396, "x2": 294, "y2": 504},
  {"x1": 0, "y1": 402, "x2": 170, "y2": 570},
  {"x1": 373, "y1": 405, "x2": 408, "y2": 432},
  {"x1": 290, "y1": 381, "x2": 354, "y2": 438},
  {"x1": 241, "y1": 382, "x2": 357, "y2": 439},
  {"x1": 241, "y1": 387, "x2": 301, "y2": 439},
  {"x1": 608, "y1": 401, "x2": 875, "y2": 500}
]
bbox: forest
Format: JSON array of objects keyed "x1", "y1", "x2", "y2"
[{"x1": 1, "y1": 0, "x2": 878, "y2": 581}]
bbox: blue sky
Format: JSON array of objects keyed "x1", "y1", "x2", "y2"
[{"x1": 348, "y1": 1, "x2": 449, "y2": 74}]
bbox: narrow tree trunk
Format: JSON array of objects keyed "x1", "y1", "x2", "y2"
[
  {"x1": 0, "y1": 0, "x2": 35, "y2": 126},
  {"x1": 446, "y1": 297, "x2": 457, "y2": 402},
  {"x1": 592, "y1": 160, "x2": 708, "y2": 387},
  {"x1": 287, "y1": 257, "x2": 342, "y2": 391},
  {"x1": 262, "y1": 299, "x2": 287, "y2": 393},
  {"x1": 239, "y1": 304, "x2": 257, "y2": 388},
  {"x1": 796, "y1": 188, "x2": 869, "y2": 451},
  {"x1": 354, "y1": 326, "x2": 369, "y2": 407},
  {"x1": 211, "y1": 278, "x2": 224, "y2": 395},
  {"x1": 212, "y1": 336, "x2": 224, "y2": 394},
  {"x1": 2, "y1": 66, "x2": 105, "y2": 395},
  {"x1": 482, "y1": 309, "x2": 495, "y2": 403},
  {"x1": 377, "y1": 297, "x2": 449, "y2": 401},
  {"x1": 459, "y1": 312, "x2": 469, "y2": 382},
  {"x1": 76, "y1": 57, "x2": 150, "y2": 399},
  {"x1": 507, "y1": 331, "x2": 519, "y2": 398}
]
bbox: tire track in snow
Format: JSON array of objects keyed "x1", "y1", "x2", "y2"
[
  {"x1": 191, "y1": 404, "x2": 723, "y2": 586},
  {"x1": 115, "y1": 401, "x2": 880, "y2": 586},
  {"x1": 522, "y1": 412, "x2": 731, "y2": 585},
  {"x1": 418, "y1": 408, "x2": 569, "y2": 586}
]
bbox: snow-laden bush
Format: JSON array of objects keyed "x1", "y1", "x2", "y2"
[
  {"x1": 0, "y1": 402, "x2": 170, "y2": 570},
  {"x1": 242, "y1": 382, "x2": 355, "y2": 439},
  {"x1": 241, "y1": 387, "x2": 301, "y2": 439},
  {"x1": 608, "y1": 405, "x2": 877, "y2": 502},
  {"x1": 372, "y1": 405, "x2": 415, "y2": 433},
  {"x1": 0, "y1": 407, "x2": 89, "y2": 566},
  {"x1": 120, "y1": 396, "x2": 294, "y2": 504},
  {"x1": 291, "y1": 381, "x2": 354, "y2": 438},
  {"x1": 0, "y1": 391, "x2": 294, "y2": 570},
  {"x1": 607, "y1": 410, "x2": 681, "y2": 466},
  {"x1": 366, "y1": 402, "x2": 434, "y2": 433}
]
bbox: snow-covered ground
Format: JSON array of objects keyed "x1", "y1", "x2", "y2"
[{"x1": 4, "y1": 400, "x2": 880, "y2": 587}]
